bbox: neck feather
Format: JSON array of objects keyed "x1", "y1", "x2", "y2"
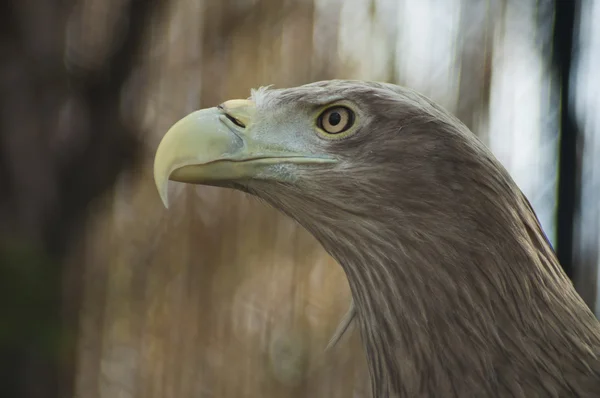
[
  {"x1": 249, "y1": 169, "x2": 600, "y2": 397},
  {"x1": 313, "y1": 191, "x2": 600, "y2": 397}
]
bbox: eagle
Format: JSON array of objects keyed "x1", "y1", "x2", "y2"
[{"x1": 153, "y1": 80, "x2": 600, "y2": 397}]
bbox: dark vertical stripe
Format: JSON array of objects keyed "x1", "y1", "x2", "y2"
[{"x1": 553, "y1": 0, "x2": 580, "y2": 279}]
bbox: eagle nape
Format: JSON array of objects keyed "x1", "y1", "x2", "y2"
[{"x1": 154, "y1": 80, "x2": 600, "y2": 397}]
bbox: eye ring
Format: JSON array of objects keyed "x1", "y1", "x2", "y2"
[{"x1": 317, "y1": 106, "x2": 355, "y2": 135}]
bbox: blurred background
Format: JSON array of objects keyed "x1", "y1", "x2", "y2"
[{"x1": 1, "y1": 0, "x2": 599, "y2": 397}]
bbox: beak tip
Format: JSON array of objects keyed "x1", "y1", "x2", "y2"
[
  {"x1": 154, "y1": 166, "x2": 170, "y2": 209},
  {"x1": 158, "y1": 183, "x2": 170, "y2": 209}
]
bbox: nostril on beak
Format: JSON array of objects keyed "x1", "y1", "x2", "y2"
[{"x1": 224, "y1": 113, "x2": 246, "y2": 128}]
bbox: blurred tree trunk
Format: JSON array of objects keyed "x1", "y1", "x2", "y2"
[
  {"x1": 454, "y1": 0, "x2": 495, "y2": 140},
  {"x1": 0, "y1": 1, "x2": 160, "y2": 397}
]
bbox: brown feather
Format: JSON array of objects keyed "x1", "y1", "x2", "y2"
[{"x1": 243, "y1": 81, "x2": 600, "y2": 397}]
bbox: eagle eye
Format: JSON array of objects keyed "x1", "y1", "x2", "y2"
[{"x1": 317, "y1": 106, "x2": 354, "y2": 135}]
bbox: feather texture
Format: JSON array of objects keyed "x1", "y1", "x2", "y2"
[
  {"x1": 326, "y1": 299, "x2": 356, "y2": 350},
  {"x1": 237, "y1": 80, "x2": 600, "y2": 396}
]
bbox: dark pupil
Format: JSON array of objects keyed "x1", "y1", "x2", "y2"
[{"x1": 328, "y1": 112, "x2": 342, "y2": 126}]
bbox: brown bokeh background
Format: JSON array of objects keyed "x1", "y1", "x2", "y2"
[{"x1": 1, "y1": 1, "x2": 599, "y2": 397}]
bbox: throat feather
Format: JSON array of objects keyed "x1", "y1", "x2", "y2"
[{"x1": 318, "y1": 210, "x2": 600, "y2": 397}]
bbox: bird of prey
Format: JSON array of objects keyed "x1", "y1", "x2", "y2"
[{"x1": 154, "y1": 80, "x2": 600, "y2": 397}]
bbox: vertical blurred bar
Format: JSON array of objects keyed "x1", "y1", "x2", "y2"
[
  {"x1": 572, "y1": 0, "x2": 600, "y2": 314},
  {"x1": 553, "y1": 0, "x2": 579, "y2": 280},
  {"x1": 487, "y1": 0, "x2": 558, "y2": 248}
]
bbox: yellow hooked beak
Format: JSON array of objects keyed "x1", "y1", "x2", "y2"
[{"x1": 153, "y1": 99, "x2": 336, "y2": 208}]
